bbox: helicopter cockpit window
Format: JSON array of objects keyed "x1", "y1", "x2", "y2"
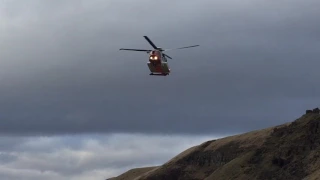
[
  {"x1": 149, "y1": 51, "x2": 160, "y2": 60},
  {"x1": 151, "y1": 51, "x2": 160, "y2": 55},
  {"x1": 163, "y1": 57, "x2": 167, "y2": 62}
]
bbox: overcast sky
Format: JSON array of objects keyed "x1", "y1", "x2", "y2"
[{"x1": 1, "y1": 0, "x2": 320, "y2": 179}]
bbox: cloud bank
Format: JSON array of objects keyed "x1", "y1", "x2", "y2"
[{"x1": 0, "y1": 134, "x2": 219, "y2": 180}]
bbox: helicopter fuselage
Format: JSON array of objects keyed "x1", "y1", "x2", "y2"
[
  {"x1": 119, "y1": 36, "x2": 199, "y2": 76},
  {"x1": 147, "y1": 50, "x2": 170, "y2": 76}
]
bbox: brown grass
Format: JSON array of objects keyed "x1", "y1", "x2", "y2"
[{"x1": 109, "y1": 166, "x2": 158, "y2": 180}]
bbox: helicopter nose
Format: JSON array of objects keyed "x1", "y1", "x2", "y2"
[{"x1": 149, "y1": 55, "x2": 158, "y2": 60}]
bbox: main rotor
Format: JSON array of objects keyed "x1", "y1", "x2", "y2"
[{"x1": 119, "y1": 36, "x2": 199, "y2": 59}]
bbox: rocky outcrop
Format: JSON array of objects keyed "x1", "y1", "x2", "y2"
[
  {"x1": 306, "y1": 110, "x2": 313, "y2": 114},
  {"x1": 313, "y1": 108, "x2": 320, "y2": 114},
  {"x1": 306, "y1": 107, "x2": 320, "y2": 114}
]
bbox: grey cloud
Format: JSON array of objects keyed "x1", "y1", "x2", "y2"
[
  {"x1": 0, "y1": 153, "x2": 17, "y2": 164},
  {"x1": 0, "y1": 136, "x2": 28, "y2": 151},
  {"x1": 0, "y1": 134, "x2": 217, "y2": 180},
  {"x1": 0, "y1": 0, "x2": 320, "y2": 136}
]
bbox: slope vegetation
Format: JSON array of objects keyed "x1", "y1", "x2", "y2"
[{"x1": 107, "y1": 167, "x2": 158, "y2": 180}]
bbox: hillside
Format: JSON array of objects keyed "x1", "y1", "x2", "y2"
[
  {"x1": 107, "y1": 167, "x2": 158, "y2": 180},
  {"x1": 108, "y1": 108, "x2": 320, "y2": 180}
]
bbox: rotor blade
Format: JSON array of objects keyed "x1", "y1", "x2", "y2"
[
  {"x1": 143, "y1": 36, "x2": 158, "y2": 49},
  {"x1": 163, "y1": 45, "x2": 200, "y2": 51},
  {"x1": 163, "y1": 53, "x2": 172, "y2": 59},
  {"x1": 119, "y1": 48, "x2": 151, "y2": 52}
]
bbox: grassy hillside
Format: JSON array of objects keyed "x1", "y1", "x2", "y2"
[
  {"x1": 108, "y1": 108, "x2": 320, "y2": 180},
  {"x1": 107, "y1": 166, "x2": 158, "y2": 180}
]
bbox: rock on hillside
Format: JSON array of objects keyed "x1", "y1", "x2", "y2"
[{"x1": 108, "y1": 108, "x2": 320, "y2": 180}]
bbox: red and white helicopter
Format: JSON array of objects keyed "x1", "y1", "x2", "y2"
[{"x1": 120, "y1": 36, "x2": 199, "y2": 76}]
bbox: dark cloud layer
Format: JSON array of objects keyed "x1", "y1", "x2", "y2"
[{"x1": 0, "y1": 0, "x2": 320, "y2": 135}]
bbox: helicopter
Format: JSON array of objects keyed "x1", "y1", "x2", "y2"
[{"x1": 119, "y1": 36, "x2": 199, "y2": 76}]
